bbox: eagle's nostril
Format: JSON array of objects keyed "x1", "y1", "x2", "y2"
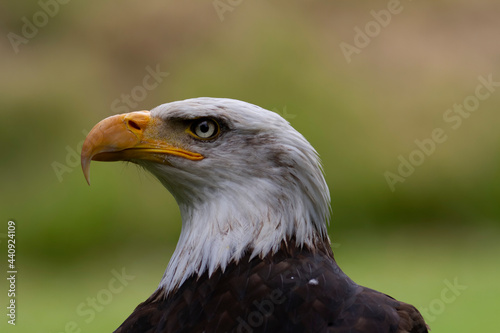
[{"x1": 128, "y1": 120, "x2": 141, "y2": 131}]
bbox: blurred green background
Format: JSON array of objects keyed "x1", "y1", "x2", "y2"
[{"x1": 1, "y1": 1, "x2": 499, "y2": 332}]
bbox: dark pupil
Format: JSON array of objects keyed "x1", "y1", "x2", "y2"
[{"x1": 199, "y1": 122, "x2": 210, "y2": 133}]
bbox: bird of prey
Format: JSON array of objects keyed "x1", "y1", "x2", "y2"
[{"x1": 81, "y1": 97, "x2": 428, "y2": 333}]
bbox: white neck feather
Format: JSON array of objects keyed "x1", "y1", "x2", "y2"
[{"x1": 156, "y1": 161, "x2": 330, "y2": 295}]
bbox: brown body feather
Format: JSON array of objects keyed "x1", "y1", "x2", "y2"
[{"x1": 114, "y1": 239, "x2": 428, "y2": 333}]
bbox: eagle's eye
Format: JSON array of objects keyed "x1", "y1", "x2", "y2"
[{"x1": 189, "y1": 118, "x2": 220, "y2": 140}]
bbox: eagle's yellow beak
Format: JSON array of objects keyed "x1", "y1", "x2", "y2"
[{"x1": 81, "y1": 111, "x2": 203, "y2": 185}]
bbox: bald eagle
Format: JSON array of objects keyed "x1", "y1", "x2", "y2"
[{"x1": 81, "y1": 98, "x2": 428, "y2": 333}]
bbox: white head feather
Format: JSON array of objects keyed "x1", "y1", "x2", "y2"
[{"x1": 138, "y1": 97, "x2": 331, "y2": 294}]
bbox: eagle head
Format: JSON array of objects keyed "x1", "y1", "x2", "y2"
[{"x1": 81, "y1": 97, "x2": 331, "y2": 293}]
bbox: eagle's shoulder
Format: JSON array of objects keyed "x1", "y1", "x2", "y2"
[
  {"x1": 334, "y1": 286, "x2": 429, "y2": 333},
  {"x1": 114, "y1": 240, "x2": 428, "y2": 333}
]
